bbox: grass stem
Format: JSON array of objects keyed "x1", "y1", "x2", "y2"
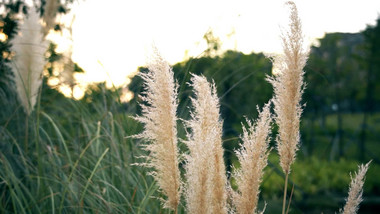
[
  {"x1": 24, "y1": 115, "x2": 29, "y2": 154},
  {"x1": 282, "y1": 172, "x2": 289, "y2": 214}
]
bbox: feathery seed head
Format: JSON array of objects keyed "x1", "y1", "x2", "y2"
[
  {"x1": 231, "y1": 102, "x2": 272, "y2": 214},
  {"x1": 133, "y1": 48, "x2": 181, "y2": 210},
  {"x1": 42, "y1": 0, "x2": 60, "y2": 36},
  {"x1": 10, "y1": 7, "x2": 48, "y2": 115},
  {"x1": 341, "y1": 161, "x2": 371, "y2": 214},
  {"x1": 185, "y1": 74, "x2": 227, "y2": 214},
  {"x1": 267, "y1": 1, "x2": 309, "y2": 174}
]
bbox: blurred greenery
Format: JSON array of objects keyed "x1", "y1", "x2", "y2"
[{"x1": 1, "y1": 1, "x2": 380, "y2": 213}]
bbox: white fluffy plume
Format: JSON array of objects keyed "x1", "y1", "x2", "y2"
[{"x1": 11, "y1": 8, "x2": 48, "y2": 115}]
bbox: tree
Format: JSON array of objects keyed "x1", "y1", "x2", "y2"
[
  {"x1": 305, "y1": 32, "x2": 365, "y2": 158},
  {"x1": 358, "y1": 17, "x2": 380, "y2": 161}
]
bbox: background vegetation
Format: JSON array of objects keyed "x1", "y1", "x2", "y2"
[{"x1": 1, "y1": 1, "x2": 379, "y2": 213}]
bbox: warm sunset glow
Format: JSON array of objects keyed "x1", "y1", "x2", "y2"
[
  {"x1": 58, "y1": 84, "x2": 85, "y2": 100},
  {"x1": 0, "y1": 32, "x2": 7, "y2": 42},
  {"x1": 47, "y1": 0, "x2": 380, "y2": 101},
  {"x1": 120, "y1": 89, "x2": 134, "y2": 103},
  {"x1": 0, "y1": 21, "x2": 6, "y2": 42}
]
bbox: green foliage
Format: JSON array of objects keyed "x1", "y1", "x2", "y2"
[
  {"x1": 304, "y1": 32, "x2": 366, "y2": 114},
  {"x1": 0, "y1": 80, "x2": 167, "y2": 213},
  {"x1": 260, "y1": 156, "x2": 380, "y2": 213},
  {"x1": 0, "y1": 1, "x2": 27, "y2": 101},
  {"x1": 299, "y1": 112, "x2": 380, "y2": 161},
  {"x1": 362, "y1": 17, "x2": 380, "y2": 112}
]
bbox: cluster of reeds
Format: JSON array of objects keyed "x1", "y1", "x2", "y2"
[
  {"x1": 3, "y1": 0, "x2": 372, "y2": 213},
  {"x1": 134, "y1": 1, "x2": 370, "y2": 213}
]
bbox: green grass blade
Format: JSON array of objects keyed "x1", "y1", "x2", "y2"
[
  {"x1": 79, "y1": 148, "x2": 109, "y2": 204},
  {"x1": 40, "y1": 112, "x2": 73, "y2": 168}
]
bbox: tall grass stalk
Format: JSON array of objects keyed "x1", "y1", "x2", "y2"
[
  {"x1": 10, "y1": 7, "x2": 47, "y2": 116},
  {"x1": 10, "y1": 7, "x2": 47, "y2": 152},
  {"x1": 133, "y1": 48, "x2": 181, "y2": 212},
  {"x1": 267, "y1": 2, "x2": 309, "y2": 213},
  {"x1": 341, "y1": 161, "x2": 371, "y2": 214},
  {"x1": 79, "y1": 147, "x2": 109, "y2": 204},
  {"x1": 231, "y1": 102, "x2": 272, "y2": 214},
  {"x1": 35, "y1": 76, "x2": 43, "y2": 196},
  {"x1": 184, "y1": 74, "x2": 227, "y2": 214}
]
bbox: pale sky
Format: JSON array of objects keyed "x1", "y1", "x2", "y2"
[{"x1": 60, "y1": 0, "x2": 380, "y2": 92}]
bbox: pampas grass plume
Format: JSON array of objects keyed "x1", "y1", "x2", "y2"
[
  {"x1": 133, "y1": 48, "x2": 181, "y2": 211},
  {"x1": 185, "y1": 74, "x2": 227, "y2": 214},
  {"x1": 231, "y1": 102, "x2": 272, "y2": 214},
  {"x1": 42, "y1": 0, "x2": 59, "y2": 36},
  {"x1": 341, "y1": 161, "x2": 371, "y2": 214},
  {"x1": 11, "y1": 7, "x2": 48, "y2": 115},
  {"x1": 267, "y1": 1, "x2": 309, "y2": 175}
]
